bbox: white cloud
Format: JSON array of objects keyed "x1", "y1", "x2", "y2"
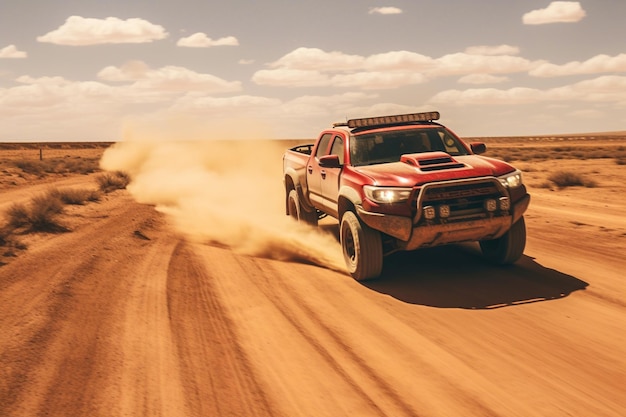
[
  {"x1": 364, "y1": 51, "x2": 435, "y2": 71},
  {"x1": 177, "y1": 33, "x2": 239, "y2": 47},
  {"x1": 0, "y1": 66, "x2": 244, "y2": 140},
  {"x1": 280, "y1": 92, "x2": 380, "y2": 120},
  {"x1": 465, "y1": 45, "x2": 520, "y2": 56},
  {"x1": 98, "y1": 60, "x2": 151, "y2": 81},
  {"x1": 0, "y1": 44, "x2": 27, "y2": 58},
  {"x1": 433, "y1": 53, "x2": 539, "y2": 76},
  {"x1": 252, "y1": 68, "x2": 331, "y2": 87},
  {"x1": 254, "y1": 47, "x2": 537, "y2": 89},
  {"x1": 458, "y1": 74, "x2": 509, "y2": 85},
  {"x1": 430, "y1": 75, "x2": 626, "y2": 105},
  {"x1": 523, "y1": 1, "x2": 586, "y2": 25},
  {"x1": 330, "y1": 71, "x2": 427, "y2": 89},
  {"x1": 239, "y1": 59, "x2": 255, "y2": 65},
  {"x1": 171, "y1": 94, "x2": 281, "y2": 113},
  {"x1": 530, "y1": 54, "x2": 626, "y2": 77},
  {"x1": 269, "y1": 47, "x2": 364, "y2": 71},
  {"x1": 36, "y1": 16, "x2": 168, "y2": 45},
  {"x1": 368, "y1": 7, "x2": 403, "y2": 15},
  {"x1": 557, "y1": 75, "x2": 626, "y2": 102},
  {"x1": 431, "y1": 87, "x2": 542, "y2": 106},
  {"x1": 0, "y1": 75, "x2": 134, "y2": 141},
  {"x1": 98, "y1": 61, "x2": 242, "y2": 93}
]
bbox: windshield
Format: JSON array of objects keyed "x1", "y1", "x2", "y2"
[{"x1": 350, "y1": 128, "x2": 469, "y2": 166}]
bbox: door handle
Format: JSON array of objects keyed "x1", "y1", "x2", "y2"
[
  {"x1": 321, "y1": 170, "x2": 326, "y2": 179},
  {"x1": 307, "y1": 166, "x2": 313, "y2": 174}
]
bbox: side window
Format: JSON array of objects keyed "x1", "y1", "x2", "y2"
[
  {"x1": 438, "y1": 130, "x2": 463, "y2": 155},
  {"x1": 330, "y1": 136, "x2": 345, "y2": 165},
  {"x1": 316, "y1": 133, "x2": 332, "y2": 158}
]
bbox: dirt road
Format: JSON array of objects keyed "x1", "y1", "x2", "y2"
[{"x1": 0, "y1": 174, "x2": 624, "y2": 417}]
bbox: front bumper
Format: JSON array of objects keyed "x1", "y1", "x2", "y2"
[{"x1": 357, "y1": 193, "x2": 530, "y2": 251}]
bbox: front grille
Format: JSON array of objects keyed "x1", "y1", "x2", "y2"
[{"x1": 418, "y1": 179, "x2": 505, "y2": 222}]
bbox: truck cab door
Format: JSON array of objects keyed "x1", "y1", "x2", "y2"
[
  {"x1": 319, "y1": 135, "x2": 345, "y2": 218},
  {"x1": 306, "y1": 133, "x2": 331, "y2": 207}
]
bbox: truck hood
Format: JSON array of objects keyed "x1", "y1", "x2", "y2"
[{"x1": 353, "y1": 152, "x2": 515, "y2": 186}]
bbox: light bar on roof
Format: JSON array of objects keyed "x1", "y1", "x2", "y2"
[{"x1": 345, "y1": 111, "x2": 440, "y2": 128}]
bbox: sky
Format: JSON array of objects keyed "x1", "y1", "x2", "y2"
[{"x1": 1, "y1": 0, "x2": 625, "y2": 141}]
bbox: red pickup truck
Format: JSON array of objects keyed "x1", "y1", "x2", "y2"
[{"x1": 283, "y1": 111, "x2": 530, "y2": 280}]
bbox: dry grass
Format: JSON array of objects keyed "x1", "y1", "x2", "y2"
[
  {"x1": 547, "y1": 171, "x2": 597, "y2": 188},
  {"x1": 7, "y1": 191, "x2": 67, "y2": 232},
  {"x1": 0, "y1": 143, "x2": 114, "y2": 263},
  {"x1": 97, "y1": 171, "x2": 130, "y2": 193},
  {"x1": 484, "y1": 145, "x2": 626, "y2": 164},
  {"x1": 4, "y1": 186, "x2": 101, "y2": 235},
  {"x1": 50, "y1": 187, "x2": 101, "y2": 204},
  {"x1": 13, "y1": 156, "x2": 100, "y2": 176}
]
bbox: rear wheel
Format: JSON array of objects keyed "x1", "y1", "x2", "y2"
[
  {"x1": 340, "y1": 211, "x2": 383, "y2": 281},
  {"x1": 287, "y1": 189, "x2": 318, "y2": 226},
  {"x1": 480, "y1": 216, "x2": 526, "y2": 264}
]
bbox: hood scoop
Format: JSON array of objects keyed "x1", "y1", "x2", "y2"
[{"x1": 401, "y1": 151, "x2": 466, "y2": 172}]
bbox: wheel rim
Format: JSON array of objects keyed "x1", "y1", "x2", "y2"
[{"x1": 343, "y1": 226, "x2": 356, "y2": 262}]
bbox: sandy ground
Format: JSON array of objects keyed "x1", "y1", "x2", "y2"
[{"x1": 0, "y1": 141, "x2": 625, "y2": 417}]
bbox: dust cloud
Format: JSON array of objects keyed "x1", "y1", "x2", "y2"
[{"x1": 100, "y1": 139, "x2": 347, "y2": 273}]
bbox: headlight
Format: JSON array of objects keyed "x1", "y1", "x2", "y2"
[
  {"x1": 363, "y1": 185, "x2": 412, "y2": 204},
  {"x1": 498, "y1": 170, "x2": 523, "y2": 188}
]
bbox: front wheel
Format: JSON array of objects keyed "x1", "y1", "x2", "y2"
[
  {"x1": 340, "y1": 211, "x2": 383, "y2": 281},
  {"x1": 480, "y1": 216, "x2": 526, "y2": 264},
  {"x1": 287, "y1": 189, "x2": 318, "y2": 226}
]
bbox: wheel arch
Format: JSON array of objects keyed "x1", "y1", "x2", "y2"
[
  {"x1": 338, "y1": 186, "x2": 362, "y2": 219},
  {"x1": 284, "y1": 173, "x2": 296, "y2": 215}
]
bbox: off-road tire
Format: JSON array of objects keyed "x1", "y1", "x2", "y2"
[
  {"x1": 340, "y1": 211, "x2": 383, "y2": 281},
  {"x1": 287, "y1": 189, "x2": 318, "y2": 226},
  {"x1": 480, "y1": 216, "x2": 526, "y2": 264}
]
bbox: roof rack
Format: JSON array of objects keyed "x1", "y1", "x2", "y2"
[{"x1": 333, "y1": 111, "x2": 440, "y2": 129}]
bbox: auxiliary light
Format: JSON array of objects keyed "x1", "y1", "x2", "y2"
[{"x1": 334, "y1": 111, "x2": 440, "y2": 129}]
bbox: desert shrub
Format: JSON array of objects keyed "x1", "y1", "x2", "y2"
[
  {"x1": 616, "y1": 157, "x2": 626, "y2": 166},
  {"x1": 5, "y1": 191, "x2": 66, "y2": 232},
  {"x1": 27, "y1": 192, "x2": 66, "y2": 232},
  {"x1": 548, "y1": 171, "x2": 596, "y2": 188},
  {"x1": 50, "y1": 187, "x2": 101, "y2": 204},
  {"x1": 13, "y1": 157, "x2": 100, "y2": 176},
  {"x1": 60, "y1": 157, "x2": 100, "y2": 174},
  {"x1": 518, "y1": 165, "x2": 539, "y2": 173},
  {"x1": 14, "y1": 160, "x2": 46, "y2": 176},
  {"x1": 6, "y1": 203, "x2": 30, "y2": 228},
  {"x1": 97, "y1": 171, "x2": 130, "y2": 193}
]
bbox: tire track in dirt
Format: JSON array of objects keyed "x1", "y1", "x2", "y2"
[
  {"x1": 1, "y1": 175, "x2": 625, "y2": 417},
  {"x1": 114, "y1": 227, "x2": 189, "y2": 417},
  {"x1": 190, "y1": 245, "x2": 511, "y2": 417},
  {"x1": 166, "y1": 241, "x2": 276, "y2": 417},
  {"x1": 189, "y1": 240, "x2": 625, "y2": 417},
  {"x1": 0, "y1": 194, "x2": 169, "y2": 416}
]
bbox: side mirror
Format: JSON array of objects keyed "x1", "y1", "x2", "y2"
[
  {"x1": 318, "y1": 154, "x2": 342, "y2": 168},
  {"x1": 470, "y1": 142, "x2": 487, "y2": 155}
]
